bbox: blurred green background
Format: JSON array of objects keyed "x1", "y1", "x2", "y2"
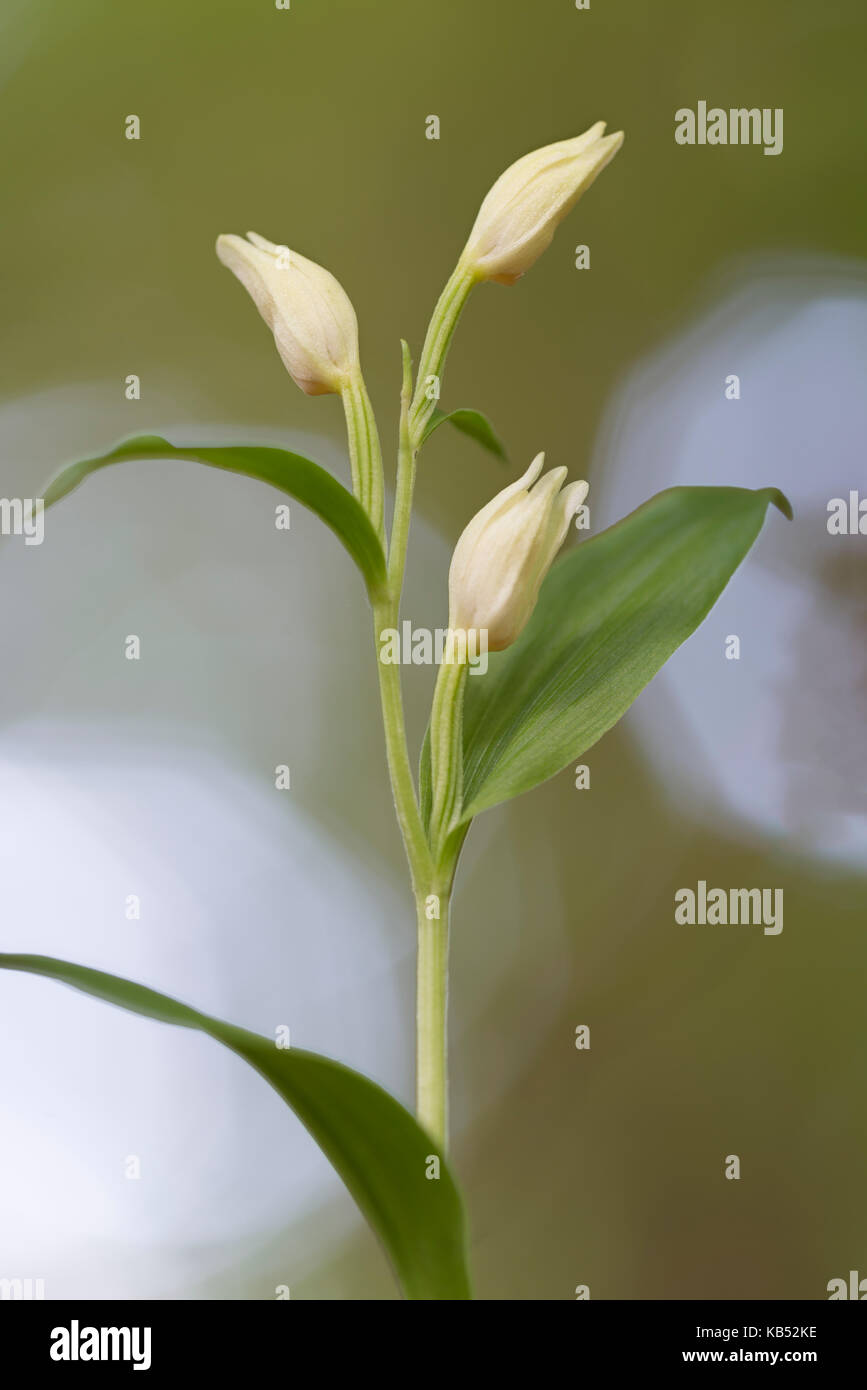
[{"x1": 2, "y1": 0, "x2": 866, "y2": 1299}]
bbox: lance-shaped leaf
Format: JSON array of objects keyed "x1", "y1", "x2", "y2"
[
  {"x1": 0, "y1": 953, "x2": 471, "y2": 1301},
  {"x1": 422, "y1": 407, "x2": 508, "y2": 461},
  {"x1": 421, "y1": 485, "x2": 790, "y2": 824},
  {"x1": 43, "y1": 434, "x2": 388, "y2": 601}
]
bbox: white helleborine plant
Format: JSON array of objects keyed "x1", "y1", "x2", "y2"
[
  {"x1": 13, "y1": 112, "x2": 789, "y2": 1301},
  {"x1": 449, "y1": 454, "x2": 588, "y2": 652}
]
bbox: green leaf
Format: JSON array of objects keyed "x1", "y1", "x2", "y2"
[
  {"x1": 450, "y1": 485, "x2": 791, "y2": 821},
  {"x1": 0, "y1": 953, "x2": 471, "y2": 1301},
  {"x1": 43, "y1": 434, "x2": 388, "y2": 601},
  {"x1": 422, "y1": 408, "x2": 508, "y2": 461}
]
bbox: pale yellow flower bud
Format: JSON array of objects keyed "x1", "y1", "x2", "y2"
[
  {"x1": 448, "y1": 454, "x2": 588, "y2": 652},
  {"x1": 458, "y1": 122, "x2": 624, "y2": 285},
  {"x1": 216, "y1": 231, "x2": 360, "y2": 395}
]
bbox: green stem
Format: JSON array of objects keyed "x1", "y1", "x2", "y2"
[
  {"x1": 409, "y1": 263, "x2": 477, "y2": 448},
  {"x1": 418, "y1": 648, "x2": 469, "y2": 1147},
  {"x1": 428, "y1": 656, "x2": 468, "y2": 863},
  {"x1": 368, "y1": 342, "x2": 432, "y2": 888},
  {"x1": 368, "y1": 274, "x2": 478, "y2": 1152},
  {"x1": 372, "y1": 599, "x2": 432, "y2": 889},
  {"x1": 342, "y1": 374, "x2": 385, "y2": 546},
  {"x1": 416, "y1": 890, "x2": 450, "y2": 1146},
  {"x1": 388, "y1": 341, "x2": 417, "y2": 594}
]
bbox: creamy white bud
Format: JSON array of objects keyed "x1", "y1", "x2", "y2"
[
  {"x1": 216, "y1": 231, "x2": 360, "y2": 395},
  {"x1": 459, "y1": 123, "x2": 624, "y2": 285},
  {"x1": 448, "y1": 453, "x2": 588, "y2": 651}
]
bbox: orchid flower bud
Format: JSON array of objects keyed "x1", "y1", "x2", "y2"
[
  {"x1": 448, "y1": 454, "x2": 588, "y2": 652},
  {"x1": 458, "y1": 122, "x2": 624, "y2": 285},
  {"x1": 216, "y1": 231, "x2": 360, "y2": 395}
]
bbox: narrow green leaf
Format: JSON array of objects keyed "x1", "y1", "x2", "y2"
[
  {"x1": 0, "y1": 953, "x2": 471, "y2": 1301},
  {"x1": 422, "y1": 407, "x2": 508, "y2": 461},
  {"x1": 43, "y1": 434, "x2": 388, "y2": 601},
  {"x1": 455, "y1": 485, "x2": 790, "y2": 820}
]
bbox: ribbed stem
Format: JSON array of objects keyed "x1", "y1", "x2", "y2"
[
  {"x1": 373, "y1": 599, "x2": 432, "y2": 889},
  {"x1": 388, "y1": 341, "x2": 416, "y2": 594},
  {"x1": 428, "y1": 657, "x2": 468, "y2": 862},
  {"x1": 409, "y1": 263, "x2": 477, "y2": 447},
  {"x1": 342, "y1": 374, "x2": 385, "y2": 545},
  {"x1": 416, "y1": 891, "x2": 450, "y2": 1146}
]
